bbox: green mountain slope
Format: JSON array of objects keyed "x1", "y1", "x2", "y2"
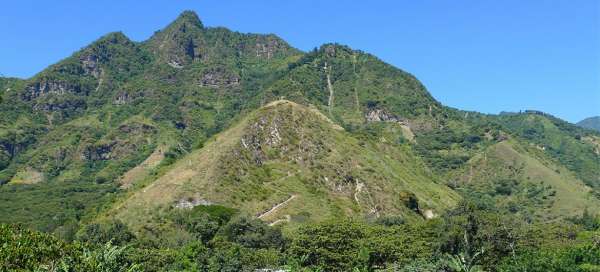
[
  {"x1": 494, "y1": 112, "x2": 600, "y2": 191},
  {"x1": 451, "y1": 140, "x2": 599, "y2": 220},
  {"x1": 111, "y1": 100, "x2": 459, "y2": 231},
  {"x1": 259, "y1": 44, "x2": 442, "y2": 126},
  {"x1": 578, "y1": 116, "x2": 600, "y2": 132},
  {"x1": 0, "y1": 11, "x2": 301, "y2": 232},
  {"x1": 0, "y1": 11, "x2": 598, "y2": 236}
]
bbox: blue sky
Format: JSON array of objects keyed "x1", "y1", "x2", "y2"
[{"x1": 1, "y1": 1, "x2": 598, "y2": 122}]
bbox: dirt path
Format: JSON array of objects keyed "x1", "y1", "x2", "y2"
[
  {"x1": 325, "y1": 62, "x2": 334, "y2": 116},
  {"x1": 354, "y1": 181, "x2": 365, "y2": 203},
  {"x1": 352, "y1": 54, "x2": 360, "y2": 113},
  {"x1": 268, "y1": 215, "x2": 291, "y2": 226},
  {"x1": 258, "y1": 194, "x2": 297, "y2": 219},
  {"x1": 354, "y1": 181, "x2": 379, "y2": 217}
]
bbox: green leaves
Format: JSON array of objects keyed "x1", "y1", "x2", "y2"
[
  {"x1": 498, "y1": 237, "x2": 600, "y2": 272},
  {"x1": 446, "y1": 251, "x2": 485, "y2": 272},
  {"x1": 288, "y1": 220, "x2": 434, "y2": 271},
  {"x1": 0, "y1": 224, "x2": 69, "y2": 271}
]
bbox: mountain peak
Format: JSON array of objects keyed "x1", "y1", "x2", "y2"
[
  {"x1": 172, "y1": 10, "x2": 203, "y2": 29},
  {"x1": 145, "y1": 10, "x2": 205, "y2": 66},
  {"x1": 94, "y1": 31, "x2": 132, "y2": 45}
]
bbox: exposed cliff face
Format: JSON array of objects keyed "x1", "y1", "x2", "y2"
[
  {"x1": 24, "y1": 80, "x2": 87, "y2": 100},
  {"x1": 365, "y1": 108, "x2": 406, "y2": 124},
  {"x1": 23, "y1": 31, "x2": 140, "y2": 99},
  {"x1": 81, "y1": 142, "x2": 115, "y2": 161},
  {"x1": 79, "y1": 122, "x2": 158, "y2": 162},
  {"x1": 253, "y1": 35, "x2": 290, "y2": 60},
  {"x1": 79, "y1": 54, "x2": 101, "y2": 78},
  {"x1": 199, "y1": 67, "x2": 241, "y2": 88},
  {"x1": 32, "y1": 95, "x2": 87, "y2": 115}
]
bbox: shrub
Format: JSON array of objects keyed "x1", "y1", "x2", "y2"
[
  {"x1": 76, "y1": 219, "x2": 135, "y2": 246},
  {"x1": 220, "y1": 216, "x2": 284, "y2": 249}
]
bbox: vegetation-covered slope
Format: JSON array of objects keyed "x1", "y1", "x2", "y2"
[
  {"x1": 451, "y1": 140, "x2": 600, "y2": 220},
  {"x1": 0, "y1": 10, "x2": 598, "y2": 243},
  {"x1": 1, "y1": 10, "x2": 600, "y2": 272},
  {"x1": 0, "y1": 11, "x2": 302, "y2": 232},
  {"x1": 495, "y1": 113, "x2": 600, "y2": 192},
  {"x1": 112, "y1": 100, "x2": 459, "y2": 231},
  {"x1": 578, "y1": 116, "x2": 600, "y2": 132}
]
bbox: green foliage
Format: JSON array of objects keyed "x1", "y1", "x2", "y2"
[
  {"x1": 288, "y1": 220, "x2": 434, "y2": 271},
  {"x1": 1, "y1": 9, "x2": 600, "y2": 272},
  {"x1": 499, "y1": 237, "x2": 600, "y2": 272},
  {"x1": 190, "y1": 205, "x2": 237, "y2": 224},
  {"x1": 436, "y1": 202, "x2": 530, "y2": 271},
  {"x1": 1, "y1": 206, "x2": 598, "y2": 271},
  {"x1": 413, "y1": 124, "x2": 493, "y2": 174},
  {"x1": 0, "y1": 224, "x2": 137, "y2": 272},
  {"x1": 374, "y1": 215, "x2": 406, "y2": 226},
  {"x1": 569, "y1": 209, "x2": 600, "y2": 231},
  {"x1": 0, "y1": 181, "x2": 119, "y2": 232},
  {"x1": 0, "y1": 224, "x2": 70, "y2": 271},
  {"x1": 446, "y1": 251, "x2": 484, "y2": 272},
  {"x1": 392, "y1": 258, "x2": 444, "y2": 272},
  {"x1": 76, "y1": 219, "x2": 135, "y2": 246},
  {"x1": 37, "y1": 242, "x2": 141, "y2": 272},
  {"x1": 169, "y1": 205, "x2": 237, "y2": 244},
  {"x1": 497, "y1": 114, "x2": 600, "y2": 190},
  {"x1": 220, "y1": 216, "x2": 284, "y2": 249}
]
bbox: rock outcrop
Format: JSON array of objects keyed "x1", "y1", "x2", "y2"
[
  {"x1": 199, "y1": 67, "x2": 240, "y2": 88},
  {"x1": 365, "y1": 109, "x2": 406, "y2": 124},
  {"x1": 79, "y1": 54, "x2": 101, "y2": 78},
  {"x1": 24, "y1": 80, "x2": 85, "y2": 100},
  {"x1": 81, "y1": 143, "x2": 115, "y2": 161}
]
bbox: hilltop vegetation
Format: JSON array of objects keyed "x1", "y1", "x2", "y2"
[
  {"x1": 578, "y1": 116, "x2": 600, "y2": 132},
  {"x1": 2, "y1": 202, "x2": 599, "y2": 271},
  {"x1": 1, "y1": 10, "x2": 599, "y2": 271},
  {"x1": 111, "y1": 100, "x2": 459, "y2": 233}
]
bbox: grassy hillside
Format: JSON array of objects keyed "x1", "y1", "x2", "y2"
[
  {"x1": 451, "y1": 140, "x2": 600, "y2": 220},
  {"x1": 111, "y1": 100, "x2": 459, "y2": 232},
  {"x1": 495, "y1": 113, "x2": 600, "y2": 191}
]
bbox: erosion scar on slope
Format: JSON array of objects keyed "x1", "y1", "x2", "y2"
[
  {"x1": 352, "y1": 54, "x2": 360, "y2": 113},
  {"x1": 325, "y1": 62, "x2": 334, "y2": 116},
  {"x1": 258, "y1": 194, "x2": 297, "y2": 219},
  {"x1": 94, "y1": 70, "x2": 105, "y2": 93},
  {"x1": 354, "y1": 181, "x2": 380, "y2": 217}
]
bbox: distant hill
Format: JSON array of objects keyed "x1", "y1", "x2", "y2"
[{"x1": 577, "y1": 116, "x2": 600, "y2": 132}]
